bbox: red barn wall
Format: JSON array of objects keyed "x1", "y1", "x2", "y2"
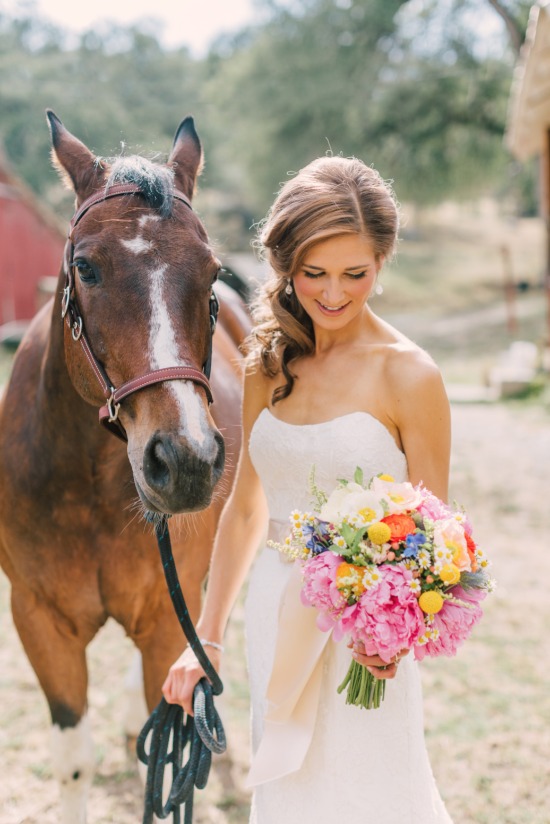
[{"x1": 0, "y1": 178, "x2": 65, "y2": 325}]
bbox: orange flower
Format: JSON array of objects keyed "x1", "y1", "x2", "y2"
[
  {"x1": 336, "y1": 562, "x2": 365, "y2": 596},
  {"x1": 380, "y1": 513, "x2": 416, "y2": 543},
  {"x1": 465, "y1": 533, "x2": 478, "y2": 572}
]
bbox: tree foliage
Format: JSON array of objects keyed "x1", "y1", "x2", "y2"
[{"x1": 0, "y1": 0, "x2": 535, "y2": 241}]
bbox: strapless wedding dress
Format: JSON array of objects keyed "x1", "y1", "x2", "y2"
[{"x1": 245, "y1": 409, "x2": 453, "y2": 824}]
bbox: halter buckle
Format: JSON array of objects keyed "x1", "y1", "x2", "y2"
[
  {"x1": 61, "y1": 285, "x2": 71, "y2": 319},
  {"x1": 209, "y1": 291, "x2": 219, "y2": 335},
  {"x1": 71, "y1": 316, "x2": 83, "y2": 341},
  {"x1": 107, "y1": 389, "x2": 121, "y2": 423}
]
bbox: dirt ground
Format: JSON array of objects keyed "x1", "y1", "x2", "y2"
[{"x1": 1, "y1": 397, "x2": 549, "y2": 824}]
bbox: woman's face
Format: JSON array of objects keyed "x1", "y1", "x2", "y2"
[{"x1": 292, "y1": 234, "x2": 380, "y2": 331}]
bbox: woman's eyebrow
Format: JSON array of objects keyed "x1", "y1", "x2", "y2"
[{"x1": 303, "y1": 263, "x2": 371, "y2": 271}]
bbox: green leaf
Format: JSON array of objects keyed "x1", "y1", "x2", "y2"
[
  {"x1": 339, "y1": 523, "x2": 356, "y2": 545},
  {"x1": 354, "y1": 466, "x2": 364, "y2": 486}
]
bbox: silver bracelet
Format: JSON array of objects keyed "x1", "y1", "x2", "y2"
[{"x1": 199, "y1": 638, "x2": 225, "y2": 653}]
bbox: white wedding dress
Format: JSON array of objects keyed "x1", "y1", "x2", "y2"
[{"x1": 245, "y1": 409, "x2": 453, "y2": 824}]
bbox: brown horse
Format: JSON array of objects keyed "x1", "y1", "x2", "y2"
[{"x1": 0, "y1": 112, "x2": 248, "y2": 822}]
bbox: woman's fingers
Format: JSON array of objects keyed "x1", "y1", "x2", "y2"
[
  {"x1": 161, "y1": 649, "x2": 207, "y2": 715},
  {"x1": 351, "y1": 649, "x2": 399, "y2": 679},
  {"x1": 350, "y1": 642, "x2": 410, "y2": 680},
  {"x1": 162, "y1": 646, "x2": 223, "y2": 715}
]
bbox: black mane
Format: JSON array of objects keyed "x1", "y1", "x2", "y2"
[{"x1": 104, "y1": 156, "x2": 175, "y2": 217}]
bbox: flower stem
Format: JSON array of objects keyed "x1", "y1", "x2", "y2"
[{"x1": 337, "y1": 659, "x2": 386, "y2": 709}]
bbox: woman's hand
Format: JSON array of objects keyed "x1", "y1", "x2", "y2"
[
  {"x1": 162, "y1": 645, "x2": 222, "y2": 715},
  {"x1": 349, "y1": 641, "x2": 409, "y2": 680}
]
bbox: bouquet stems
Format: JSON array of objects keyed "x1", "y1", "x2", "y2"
[{"x1": 337, "y1": 659, "x2": 386, "y2": 709}]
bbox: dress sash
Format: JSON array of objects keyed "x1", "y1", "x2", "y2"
[{"x1": 246, "y1": 520, "x2": 331, "y2": 787}]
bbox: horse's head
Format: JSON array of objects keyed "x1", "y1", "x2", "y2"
[{"x1": 47, "y1": 111, "x2": 225, "y2": 515}]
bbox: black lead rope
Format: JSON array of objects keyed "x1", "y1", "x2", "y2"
[{"x1": 137, "y1": 520, "x2": 226, "y2": 824}]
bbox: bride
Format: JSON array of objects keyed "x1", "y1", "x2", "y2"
[{"x1": 163, "y1": 155, "x2": 453, "y2": 823}]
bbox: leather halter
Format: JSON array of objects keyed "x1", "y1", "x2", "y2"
[{"x1": 61, "y1": 182, "x2": 219, "y2": 442}]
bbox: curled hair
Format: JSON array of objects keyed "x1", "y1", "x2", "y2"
[{"x1": 246, "y1": 156, "x2": 399, "y2": 404}]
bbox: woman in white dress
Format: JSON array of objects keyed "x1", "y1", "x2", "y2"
[{"x1": 163, "y1": 156, "x2": 454, "y2": 823}]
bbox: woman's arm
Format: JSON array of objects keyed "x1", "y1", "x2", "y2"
[
  {"x1": 388, "y1": 347, "x2": 451, "y2": 501},
  {"x1": 162, "y1": 364, "x2": 270, "y2": 712},
  {"x1": 353, "y1": 347, "x2": 451, "y2": 679}
]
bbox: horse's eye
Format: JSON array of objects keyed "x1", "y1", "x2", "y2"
[{"x1": 74, "y1": 259, "x2": 97, "y2": 284}]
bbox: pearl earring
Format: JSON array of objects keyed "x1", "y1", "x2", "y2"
[
  {"x1": 374, "y1": 282, "x2": 384, "y2": 296},
  {"x1": 285, "y1": 279, "x2": 293, "y2": 296}
]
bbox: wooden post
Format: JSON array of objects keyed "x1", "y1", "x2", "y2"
[
  {"x1": 500, "y1": 244, "x2": 517, "y2": 336},
  {"x1": 546, "y1": 128, "x2": 550, "y2": 346}
]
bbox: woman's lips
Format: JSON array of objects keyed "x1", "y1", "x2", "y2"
[{"x1": 315, "y1": 300, "x2": 350, "y2": 316}]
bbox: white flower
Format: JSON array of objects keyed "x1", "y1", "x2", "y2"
[
  {"x1": 370, "y1": 476, "x2": 423, "y2": 514},
  {"x1": 319, "y1": 482, "x2": 385, "y2": 525},
  {"x1": 433, "y1": 518, "x2": 470, "y2": 571}
]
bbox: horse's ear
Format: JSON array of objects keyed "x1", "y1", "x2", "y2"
[
  {"x1": 46, "y1": 110, "x2": 106, "y2": 202},
  {"x1": 168, "y1": 116, "x2": 203, "y2": 200}
]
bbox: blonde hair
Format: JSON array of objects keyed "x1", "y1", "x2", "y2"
[{"x1": 246, "y1": 156, "x2": 399, "y2": 404}]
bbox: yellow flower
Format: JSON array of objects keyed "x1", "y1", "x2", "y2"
[
  {"x1": 367, "y1": 521, "x2": 392, "y2": 545},
  {"x1": 378, "y1": 474, "x2": 395, "y2": 482},
  {"x1": 418, "y1": 591, "x2": 444, "y2": 614},
  {"x1": 439, "y1": 564, "x2": 460, "y2": 585},
  {"x1": 358, "y1": 506, "x2": 377, "y2": 523}
]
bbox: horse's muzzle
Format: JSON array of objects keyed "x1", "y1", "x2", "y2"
[{"x1": 139, "y1": 429, "x2": 225, "y2": 514}]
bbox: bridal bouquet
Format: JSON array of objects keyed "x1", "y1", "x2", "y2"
[{"x1": 270, "y1": 468, "x2": 494, "y2": 709}]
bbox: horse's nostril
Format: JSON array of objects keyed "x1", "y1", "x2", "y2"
[
  {"x1": 213, "y1": 432, "x2": 225, "y2": 481},
  {"x1": 144, "y1": 436, "x2": 172, "y2": 489}
]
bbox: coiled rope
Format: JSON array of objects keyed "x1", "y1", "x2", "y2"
[{"x1": 137, "y1": 520, "x2": 226, "y2": 823}]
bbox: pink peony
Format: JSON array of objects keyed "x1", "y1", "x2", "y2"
[
  {"x1": 301, "y1": 552, "x2": 347, "y2": 632},
  {"x1": 417, "y1": 489, "x2": 452, "y2": 522},
  {"x1": 414, "y1": 585, "x2": 486, "y2": 661},
  {"x1": 346, "y1": 565, "x2": 425, "y2": 663}
]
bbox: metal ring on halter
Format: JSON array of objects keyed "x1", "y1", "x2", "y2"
[
  {"x1": 61, "y1": 286, "x2": 71, "y2": 319},
  {"x1": 209, "y1": 291, "x2": 219, "y2": 334},
  {"x1": 107, "y1": 389, "x2": 121, "y2": 423},
  {"x1": 71, "y1": 317, "x2": 83, "y2": 341}
]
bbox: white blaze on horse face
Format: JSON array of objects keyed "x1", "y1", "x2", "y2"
[
  {"x1": 121, "y1": 235, "x2": 154, "y2": 254},
  {"x1": 121, "y1": 216, "x2": 161, "y2": 255},
  {"x1": 51, "y1": 714, "x2": 94, "y2": 824},
  {"x1": 148, "y1": 263, "x2": 207, "y2": 445}
]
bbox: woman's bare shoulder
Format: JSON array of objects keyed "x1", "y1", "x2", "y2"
[{"x1": 374, "y1": 319, "x2": 441, "y2": 381}]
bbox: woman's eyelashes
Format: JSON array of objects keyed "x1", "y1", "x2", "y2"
[{"x1": 302, "y1": 269, "x2": 368, "y2": 280}]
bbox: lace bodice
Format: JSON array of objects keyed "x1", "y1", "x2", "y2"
[{"x1": 249, "y1": 408, "x2": 408, "y2": 521}]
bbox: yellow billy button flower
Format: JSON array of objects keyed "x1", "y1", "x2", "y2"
[
  {"x1": 418, "y1": 591, "x2": 444, "y2": 614},
  {"x1": 378, "y1": 474, "x2": 395, "y2": 482},
  {"x1": 367, "y1": 521, "x2": 392, "y2": 546},
  {"x1": 439, "y1": 563, "x2": 461, "y2": 585}
]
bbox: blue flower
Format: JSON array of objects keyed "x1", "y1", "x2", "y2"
[
  {"x1": 305, "y1": 522, "x2": 330, "y2": 555},
  {"x1": 403, "y1": 532, "x2": 425, "y2": 559}
]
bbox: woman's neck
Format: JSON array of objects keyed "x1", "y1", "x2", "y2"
[{"x1": 312, "y1": 304, "x2": 376, "y2": 355}]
